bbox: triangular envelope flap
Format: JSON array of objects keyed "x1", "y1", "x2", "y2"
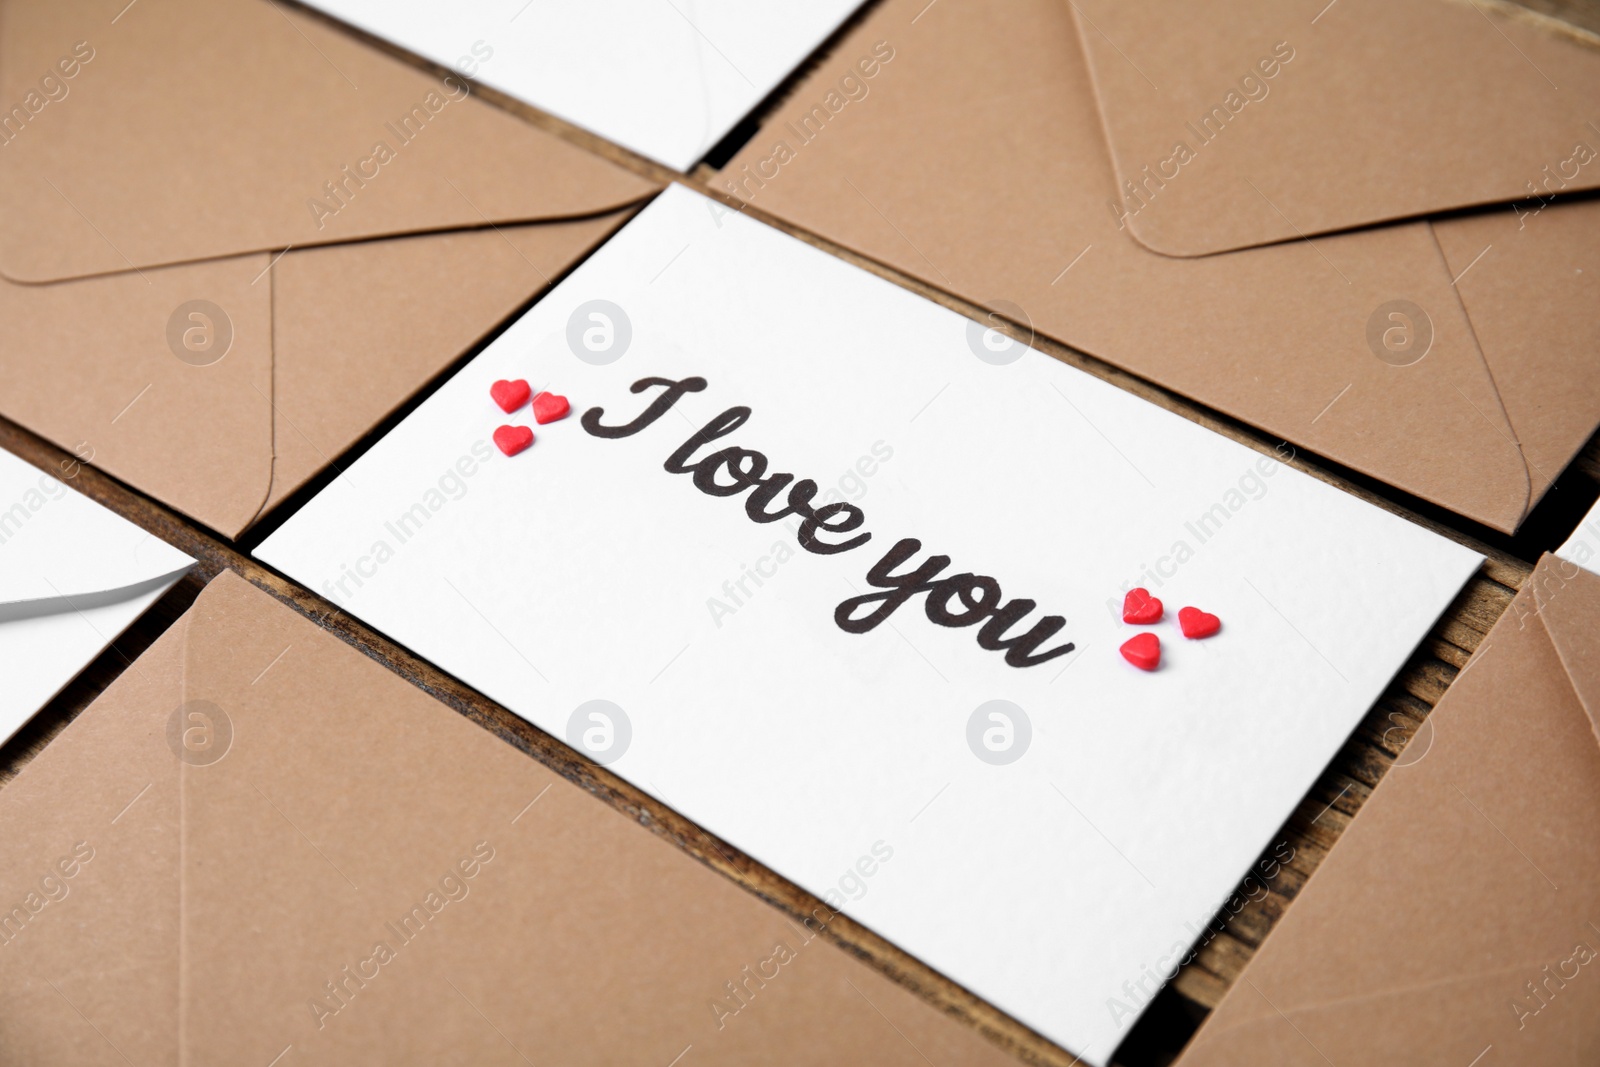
[
  {"x1": 0, "y1": 251, "x2": 277, "y2": 539},
  {"x1": 174, "y1": 575, "x2": 1015, "y2": 1066},
  {"x1": 0, "y1": 447, "x2": 192, "y2": 606},
  {"x1": 1176, "y1": 563, "x2": 1600, "y2": 1067},
  {"x1": 0, "y1": 0, "x2": 658, "y2": 283},
  {"x1": 1434, "y1": 200, "x2": 1600, "y2": 505},
  {"x1": 1531, "y1": 554, "x2": 1600, "y2": 746},
  {"x1": 259, "y1": 211, "x2": 636, "y2": 514},
  {"x1": 1072, "y1": 0, "x2": 1600, "y2": 257},
  {"x1": 720, "y1": 0, "x2": 1532, "y2": 531}
]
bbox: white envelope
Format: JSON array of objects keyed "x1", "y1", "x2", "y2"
[
  {"x1": 0, "y1": 448, "x2": 193, "y2": 743},
  {"x1": 293, "y1": 0, "x2": 866, "y2": 170},
  {"x1": 257, "y1": 185, "x2": 1482, "y2": 1064}
]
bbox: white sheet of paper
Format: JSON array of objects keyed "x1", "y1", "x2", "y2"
[
  {"x1": 291, "y1": 0, "x2": 865, "y2": 170},
  {"x1": 257, "y1": 185, "x2": 1482, "y2": 1063},
  {"x1": 1557, "y1": 498, "x2": 1600, "y2": 577},
  {"x1": 0, "y1": 448, "x2": 194, "y2": 743}
]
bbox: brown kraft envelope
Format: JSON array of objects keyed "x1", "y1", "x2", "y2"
[
  {"x1": 0, "y1": 0, "x2": 659, "y2": 537},
  {"x1": 717, "y1": 0, "x2": 1600, "y2": 534},
  {"x1": 1172, "y1": 554, "x2": 1600, "y2": 1066},
  {"x1": 1072, "y1": 0, "x2": 1600, "y2": 256},
  {"x1": 0, "y1": 572, "x2": 1018, "y2": 1066}
]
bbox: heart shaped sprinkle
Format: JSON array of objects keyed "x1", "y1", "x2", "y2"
[
  {"x1": 1120, "y1": 632, "x2": 1161, "y2": 671},
  {"x1": 532, "y1": 391, "x2": 571, "y2": 425},
  {"x1": 493, "y1": 425, "x2": 534, "y2": 457},
  {"x1": 489, "y1": 379, "x2": 531, "y2": 414},
  {"x1": 1122, "y1": 587, "x2": 1164, "y2": 625},
  {"x1": 1178, "y1": 606, "x2": 1221, "y2": 639}
]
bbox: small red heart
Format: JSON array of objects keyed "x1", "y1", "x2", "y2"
[
  {"x1": 1120, "y1": 632, "x2": 1161, "y2": 671},
  {"x1": 1178, "y1": 606, "x2": 1221, "y2": 639},
  {"x1": 490, "y1": 379, "x2": 531, "y2": 414},
  {"x1": 493, "y1": 425, "x2": 534, "y2": 456},
  {"x1": 1122, "y1": 587, "x2": 1164, "y2": 625},
  {"x1": 532, "y1": 391, "x2": 570, "y2": 425}
]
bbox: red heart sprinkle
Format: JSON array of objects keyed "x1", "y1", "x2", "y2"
[
  {"x1": 489, "y1": 379, "x2": 531, "y2": 414},
  {"x1": 532, "y1": 391, "x2": 570, "y2": 425},
  {"x1": 1120, "y1": 632, "x2": 1161, "y2": 671},
  {"x1": 1122, "y1": 587, "x2": 1164, "y2": 625},
  {"x1": 493, "y1": 425, "x2": 534, "y2": 456},
  {"x1": 1178, "y1": 606, "x2": 1221, "y2": 639}
]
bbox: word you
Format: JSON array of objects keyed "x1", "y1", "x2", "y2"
[
  {"x1": 0, "y1": 841, "x2": 95, "y2": 947},
  {"x1": 1107, "y1": 840, "x2": 1295, "y2": 1028},
  {"x1": 0, "y1": 40, "x2": 95, "y2": 147},
  {"x1": 721, "y1": 40, "x2": 895, "y2": 203},
  {"x1": 306, "y1": 70, "x2": 477, "y2": 230},
  {"x1": 584, "y1": 377, "x2": 1075, "y2": 668},
  {"x1": 308, "y1": 840, "x2": 496, "y2": 1029},
  {"x1": 1108, "y1": 41, "x2": 1295, "y2": 229},
  {"x1": 707, "y1": 440, "x2": 895, "y2": 628}
]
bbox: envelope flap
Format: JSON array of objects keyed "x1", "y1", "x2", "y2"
[
  {"x1": 0, "y1": 591, "x2": 190, "y2": 1066},
  {"x1": 173, "y1": 575, "x2": 1016, "y2": 1066},
  {"x1": 1175, "y1": 555, "x2": 1600, "y2": 1067},
  {"x1": 1435, "y1": 201, "x2": 1600, "y2": 508},
  {"x1": 258, "y1": 210, "x2": 637, "y2": 515},
  {"x1": 0, "y1": 0, "x2": 658, "y2": 283},
  {"x1": 0, "y1": 446, "x2": 192, "y2": 607},
  {"x1": 1531, "y1": 554, "x2": 1600, "y2": 747},
  {"x1": 721, "y1": 0, "x2": 1533, "y2": 532},
  {"x1": 1072, "y1": 0, "x2": 1600, "y2": 257},
  {"x1": 0, "y1": 249, "x2": 279, "y2": 539}
]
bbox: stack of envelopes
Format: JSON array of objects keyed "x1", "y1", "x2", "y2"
[
  {"x1": 2, "y1": 1, "x2": 1599, "y2": 1066},
  {"x1": 0, "y1": 0, "x2": 659, "y2": 537},
  {"x1": 718, "y1": 0, "x2": 1600, "y2": 534},
  {"x1": 0, "y1": 573, "x2": 1018, "y2": 1065}
]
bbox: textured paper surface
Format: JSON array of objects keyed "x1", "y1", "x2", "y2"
[
  {"x1": 1072, "y1": 0, "x2": 1600, "y2": 256},
  {"x1": 718, "y1": 0, "x2": 1600, "y2": 534},
  {"x1": 259, "y1": 184, "x2": 1482, "y2": 1062},
  {"x1": 290, "y1": 0, "x2": 866, "y2": 170},
  {"x1": 1175, "y1": 555, "x2": 1600, "y2": 1066},
  {"x1": 0, "y1": 572, "x2": 1018, "y2": 1067},
  {"x1": 0, "y1": 0, "x2": 659, "y2": 535},
  {"x1": 0, "y1": 445, "x2": 191, "y2": 742}
]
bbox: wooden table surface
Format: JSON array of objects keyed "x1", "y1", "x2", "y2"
[{"x1": 3, "y1": 1, "x2": 1598, "y2": 1063}]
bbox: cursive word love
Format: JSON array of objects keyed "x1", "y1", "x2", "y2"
[
  {"x1": 583, "y1": 376, "x2": 1075, "y2": 669},
  {"x1": 583, "y1": 376, "x2": 870, "y2": 553}
]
